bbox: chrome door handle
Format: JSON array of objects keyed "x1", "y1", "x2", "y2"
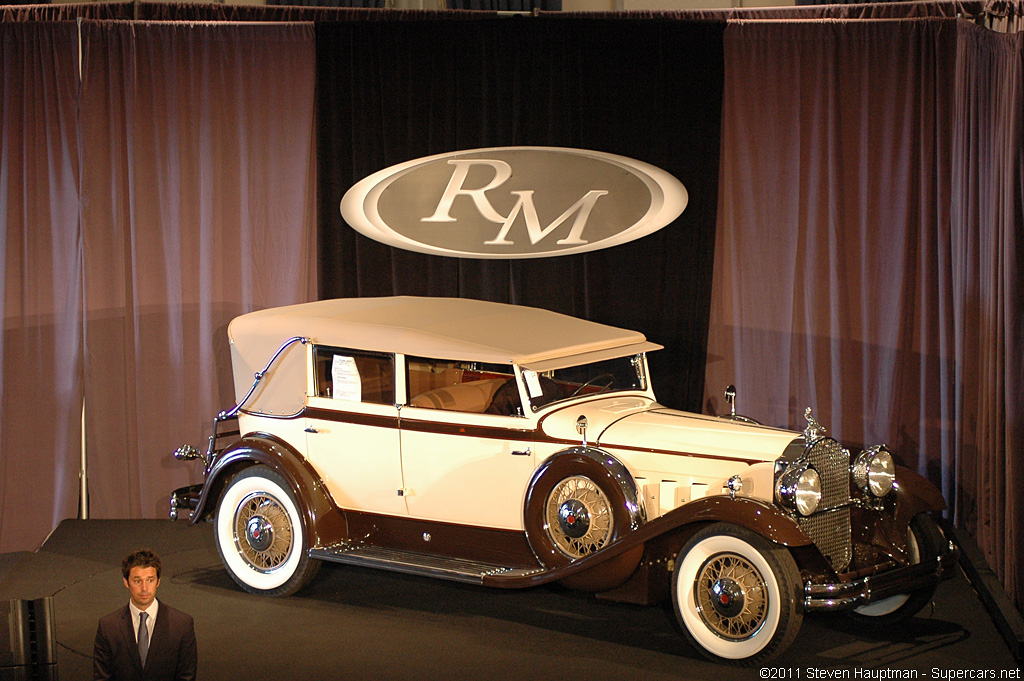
[
  {"x1": 304, "y1": 427, "x2": 318, "y2": 434},
  {"x1": 512, "y1": 448, "x2": 532, "y2": 456}
]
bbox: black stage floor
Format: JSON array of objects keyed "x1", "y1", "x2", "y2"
[{"x1": 0, "y1": 519, "x2": 1020, "y2": 680}]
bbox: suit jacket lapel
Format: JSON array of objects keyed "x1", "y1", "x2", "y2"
[{"x1": 145, "y1": 603, "x2": 170, "y2": 672}]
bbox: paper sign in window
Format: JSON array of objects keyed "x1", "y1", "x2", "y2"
[
  {"x1": 331, "y1": 355, "x2": 362, "y2": 401},
  {"x1": 523, "y1": 370, "x2": 544, "y2": 398}
]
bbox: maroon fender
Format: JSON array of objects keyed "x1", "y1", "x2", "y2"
[
  {"x1": 190, "y1": 433, "x2": 347, "y2": 548},
  {"x1": 485, "y1": 494, "x2": 813, "y2": 590},
  {"x1": 657, "y1": 495, "x2": 814, "y2": 547},
  {"x1": 893, "y1": 464, "x2": 948, "y2": 529},
  {"x1": 522, "y1": 447, "x2": 646, "y2": 592}
]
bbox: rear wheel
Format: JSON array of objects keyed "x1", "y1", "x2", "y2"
[
  {"x1": 848, "y1": 513, "x2": 944, "y2": 622},
  {"x1": 672, "y1": 523, "x2": 803, "y2": 665},
  {"x1": 215, "y1": 465, "x2": 320, "y2": 596}
]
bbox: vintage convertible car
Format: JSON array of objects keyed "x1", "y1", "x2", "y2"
[{"x1": 169, "y1": 296, "x2": 958, "y2": 664}]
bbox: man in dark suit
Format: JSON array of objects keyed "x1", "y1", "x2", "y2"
[{"x1": 94, "y1": 549, "x2": 197, "y2": 681}]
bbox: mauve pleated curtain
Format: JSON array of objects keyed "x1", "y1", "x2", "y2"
[
  {"x1": 950, "y1": 21, "x2": 1023, "y2": 611},
  {"x1": 78, "y1": 21, "x2": 318, "y2": 521},
  {"x1": 0, "y1": 22, "x2": 82, "y2": 553},
  {"x1": 708, "y1": 16, "x2": 1024, "y2": 611},
  {"x1": 708, "y1": 18, "x2": 957, "y2": 457}
]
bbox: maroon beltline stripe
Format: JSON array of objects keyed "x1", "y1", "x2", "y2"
[{"x1": 298, "y1": 406, "x2": 763, "y2": 465}]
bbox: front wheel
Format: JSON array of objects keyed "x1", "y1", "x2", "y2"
[
  {"x1": 214, "y1": 465, "x2": 320, "y2": 597},
  {"x1": 848, "y1": 513, "x2": 945, "y2": 622},
  {"x1": 672, "y1": 523, "x2": 803, "y2": 665}
]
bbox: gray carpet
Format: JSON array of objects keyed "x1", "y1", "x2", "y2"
[{"x1": 0, "y1": 519, "x2": 1019, "y2": 680}]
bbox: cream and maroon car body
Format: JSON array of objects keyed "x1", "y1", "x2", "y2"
[{"x1": 169, "y1": 296, "x2": 957, "y2": 665}]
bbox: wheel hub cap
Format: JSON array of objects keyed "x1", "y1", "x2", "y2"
[
  {"x1": 557, "y1": 499, "x2": 590, "y2": 539},
  {"x1": 245, "y1": 515, "x2": 274, "y2": 552},
  {"x1": 694, "y1": 552, "x2": 769, "y2": 641},
  {"x1": 709, "y1": 578, "x2": 745, "y2": 618}
]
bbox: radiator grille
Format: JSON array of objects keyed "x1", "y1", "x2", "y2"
[
  {"x1": 798, "y1": 507, "x2": 851, "y2": 572},
  {"x1": 798, "y1": 438, "x2": 852, "y2": 572},
  {"x1": 807, "y1": 438, "x2": 849, "y2": 509}
]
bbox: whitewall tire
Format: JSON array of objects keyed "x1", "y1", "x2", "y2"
[
  {"x1": 215, "y1": 465, "x2": 320, "y2": 596},
  {"x1": 672, "y1": 523, "x2": 802, "y2": 665}
]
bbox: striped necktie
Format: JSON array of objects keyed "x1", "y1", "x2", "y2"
[{"x1": 138, "y1": 611, "x2": 149, "y2": 666}]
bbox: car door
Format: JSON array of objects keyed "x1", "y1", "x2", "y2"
[
  {"x1": 303, "y1": 346, "x2": 407, "y2": 517},
  {"x1": 398, "y1": 357, "x2": 537, "y2": 531}
]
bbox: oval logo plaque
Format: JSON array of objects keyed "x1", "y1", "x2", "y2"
[{"x1": 341, "y1": 147, "x2": 688, "y2": 259}]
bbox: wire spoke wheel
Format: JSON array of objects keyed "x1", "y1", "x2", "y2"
[
  {"x1": 215, "y1": 465, "x2": 320, "y2": 596},
  {"x1": 234, "y1": 492, "x2": 294, "y2": 572},
  {"x1": 672, "y1": 523, "x2": 802, "y2": 665},
  {"x1": 694, "y1": 552, "x2": 769, "y2": 640},
  {"x1": 544, "y1": 476, "x2": 614, "y2": 559}
]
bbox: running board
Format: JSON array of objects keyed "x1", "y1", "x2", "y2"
[{"x1": 309, "y1": 543, "x2": 546, "y2": 585}]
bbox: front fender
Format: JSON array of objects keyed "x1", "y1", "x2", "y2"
[
  {"x1": 893, "y1": 464, "x2": 947, "y2": 528},
  {"x1": 486, "y1": 494, "x2": 811, "y2": 589},
  {"x1": 655, "y1": 495, "x2": 814, "y2": 547},
  {"x1": 190, "y1": 433, "x2": 347, "y2": 549}
]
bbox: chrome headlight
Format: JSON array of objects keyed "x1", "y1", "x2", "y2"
[
  {"x1": 852, "y1": 446, "x2": 894, "y2": 497},
  {"x1": 776, "y1": 464, "x2": 821, "y2": 516}
]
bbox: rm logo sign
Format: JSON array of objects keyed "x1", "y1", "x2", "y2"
[{"x1": 341, "y1": 147, "x2": 688, "y2": 259}]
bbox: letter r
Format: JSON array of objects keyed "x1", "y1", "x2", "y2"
[{"x1": 421, "y1": 159, "x2": 511, "y2": 223}]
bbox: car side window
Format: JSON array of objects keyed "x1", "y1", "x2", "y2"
[
  {"x1": 406, "y1": 357, "x2": 520, "y2": 415},
  {"x1": 313, "y1": 346, "x2": 395, "y2": 405}
]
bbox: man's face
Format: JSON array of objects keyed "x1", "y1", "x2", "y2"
[{"x1": 123, "y1": 566, "x2": 160, "y2": 610}]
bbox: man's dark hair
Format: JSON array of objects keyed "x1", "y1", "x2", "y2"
[{"x1": 122, "y1": 549, "x2": 161, "y2": 580}]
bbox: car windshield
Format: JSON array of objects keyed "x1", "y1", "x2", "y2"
[{"x1": 522, "y1": 354, "x2": 647, "y2": 411}]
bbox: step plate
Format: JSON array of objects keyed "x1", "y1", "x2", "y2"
[{"x1": 309, "y1": 543, "x2": 544, "y2": 585}]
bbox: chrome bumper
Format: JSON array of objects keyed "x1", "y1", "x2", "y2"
[{"x1": 803, "y1": 540, "x2": 960, "y2": 611}]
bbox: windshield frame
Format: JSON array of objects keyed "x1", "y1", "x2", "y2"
[{"x1": 519, "y1": 352, "x2": 652, "y2": 413}]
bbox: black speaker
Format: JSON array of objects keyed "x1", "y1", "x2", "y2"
[{"x1": 0, "y1": 598, "x2": 58, "y2": 681}]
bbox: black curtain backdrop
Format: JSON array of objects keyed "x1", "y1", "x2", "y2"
[{"x1": 315, "y1": 16, "x2": 726, "y2": 412}]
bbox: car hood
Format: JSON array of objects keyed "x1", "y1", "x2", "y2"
[{"x1": 541, "y1": 396, "x2": 800, "y2": 464}]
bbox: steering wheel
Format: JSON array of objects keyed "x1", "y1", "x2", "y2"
[{"x1": 570, "y1": 373, "x2": 616, "y2": 397}]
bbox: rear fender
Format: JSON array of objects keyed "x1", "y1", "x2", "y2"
[{"x1": 190, "y1": 433, "x2": 347, "y2": 548}]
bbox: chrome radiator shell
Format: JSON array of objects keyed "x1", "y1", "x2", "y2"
[{"x1": 779, "y1": 437, "x2": 853, "y2": 573}]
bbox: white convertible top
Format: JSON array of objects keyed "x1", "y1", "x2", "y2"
[{"x1": 226, "y1": 297, "x2": 661, "y2": 414}]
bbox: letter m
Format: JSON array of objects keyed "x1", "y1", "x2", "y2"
[{"x1": 484, "y1": 190, "x2": 608, "y2": 246}]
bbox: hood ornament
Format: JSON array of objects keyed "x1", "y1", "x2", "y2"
[{"x1": 803, "y1": 407, "x2": 827, "y2": 441}]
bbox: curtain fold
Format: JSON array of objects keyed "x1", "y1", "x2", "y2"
[
  {"x1": 265, "y1": 0, "x2": 389, "y2": 8},
  {"x1": 135, "y1": 4, "x2": 489, "y2": 21},
  {"x1": 709, "y1": 18, "x2": 958, "y2": 459},
  {"x1": 950, "y1": 21, "x2": 1023, "y2": 611},
  {"x1": 708, "y1": 16, "x2": 1024, "y2": 611},
  {"x1": 1, "y1": 3, "x2": 135, "y2": 21},
  {"x1": 558, "y1": 1, "x2": 983, "y2": 21},
  {"x1": 78, "y1": 20, "x2": 318, "y2": 521},
  {"x1": 0, "y1": 22, "x2": 82, "y2": 552},
  {"x1": 446, "y1": 0, "x2": 561, "y2": 11}
]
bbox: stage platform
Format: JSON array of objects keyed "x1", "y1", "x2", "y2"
[{"x1": 0, "y1": 519, "x2": 1020, "y2": 680}]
